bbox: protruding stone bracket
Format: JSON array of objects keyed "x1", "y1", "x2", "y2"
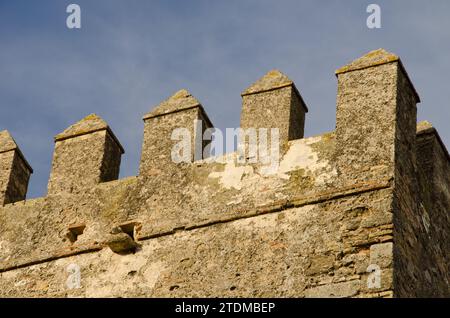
[{"x1": 105, "y1": 222, "x2": 141, "y2": 254}]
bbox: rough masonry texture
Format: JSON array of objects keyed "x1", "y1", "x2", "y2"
[{"x1": 0, "y1": 49, "x2": 448, "y2": 298}]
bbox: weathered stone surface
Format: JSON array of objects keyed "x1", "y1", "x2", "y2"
[
  {"x1": 140, "y1": 90, "x2": 213, "y2": 177},
  {"x1": 242, "y1": 70, "x2": 293, "y2": 96},
  {"x1": 370, "y1": 242, "x2": 393, "y2": 268},
  {"x1": 0, "y1": 49, "x2": 448, "y2": 298},
  {"x1": 304, "y1": 280, "x2": 360, "y2": 298},
  {"x1": 0, "y1": 191, "x2": 395, "y2": 297},
  {"x1": 336, "y1": 55, "x2": 408, "y2": 183},
  {"x1": 0, "y1": 130, "x2": 19, "y2": 153},
  {"x1": 335, "y1": 48, "x2": 399, "y2": 75},
  {"x1": 0, "y1": 130, "x2": 32, "y2": 205},
  {"x1": 408, "y1": 121, "x2": 450, "y2": 297},
  {"x1": 240, "y1": 70, "x2": 308, "y2": 154},
  {"x1": 47, "y1": 114, "x2": 124, "y2": 195},
  {"x1": 143, "y1": 89, "x2": 204, "y2": 119},
  {"x1": 55, "y1": 114, "x2": 109, "y2": 141}
]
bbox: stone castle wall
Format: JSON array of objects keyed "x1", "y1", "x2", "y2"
[{"x1": 0, "y1": 49, "x2": 448, "y2": 297}]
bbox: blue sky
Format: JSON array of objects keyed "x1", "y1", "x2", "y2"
[{"x1": 1, "y1": 0, "x2": 449, "y2": 198}]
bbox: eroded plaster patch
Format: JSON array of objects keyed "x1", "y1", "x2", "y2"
[
  {"x1": 208, "y1": 155, "x2": 254, "y2": 190},
  {"x1": 262, "y1": 136, "x2": 336, "y2": 185},
  {"x1": 208, "y1": 136, "x2": 335, "y2": 190}
]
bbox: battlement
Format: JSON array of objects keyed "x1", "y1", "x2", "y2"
[{"x1": 0, "y1": 49, "x2": 449, "y2": 298}]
